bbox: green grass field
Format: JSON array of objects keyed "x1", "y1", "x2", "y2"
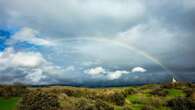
[
  {"x1": 0, "y1": 97, "x2": 20, "y2": 110},
  {"x1": 166, "y1": 89, "x2": 185, "y2": 97},
  {"x1": 125, "y1": 88, "x2": 186, "y2": 110}
]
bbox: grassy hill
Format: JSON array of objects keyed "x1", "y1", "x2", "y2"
[
  {"x1": 0, "y1": 82, "x2": 195, "y2": 110},
  {"x1": 0, "y1": 97, "x2": 20, "y2": 110}
]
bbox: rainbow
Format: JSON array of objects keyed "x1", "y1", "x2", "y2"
[{"x1": 64, "y1": 37, "x2": 173, "y2": 77}]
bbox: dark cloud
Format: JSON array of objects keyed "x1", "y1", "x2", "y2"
[{"x1": 0, "y1": 0, "x2": 195, "y2": 85}]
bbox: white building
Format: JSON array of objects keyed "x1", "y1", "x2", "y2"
[{"x1": 172, "y1": 77, "x2": 177, "y2": 83}]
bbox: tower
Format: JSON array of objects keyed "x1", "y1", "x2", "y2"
[{"x1": 172, "y1": 77, "x2": 177, "y2": 83}]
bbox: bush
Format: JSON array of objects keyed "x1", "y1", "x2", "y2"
[
  {"x1": 122, "y1": 106, "x2": 132, "y2": 110},
  {"x1": 95, "y1": 99, "x2": 114, "y2": 110},
  {"x1": 191, "y1": 92, "x2": 195, "y2": 100},
  {"x1": 150, "y1": 88, "x2": 168, "y2": 97},
  {"x1": 190, "y1": 84, "x2": 195, "y2": 88},
  {"x1": 141, "y1": 105, "x2": 155, "y2": 110},
  {"x1": 184, "y1": 88, "x2": 195, "y2": 97},
  {"x1": 161, "y1": 82, "x2": 191, "y2": 89},
  {"x1": 110, "y1": 93, "x2": 125, "y2": 106},
  {"x1": 0, "y1": 85, "x2": 29, "y2": 98},
  {"x1": 87, "y1": 92, "x2": 125, "y2": 106},
  {"x1": 166, "y1": 97, "x2": 195, "y2": 110},
  {"x1": 75, "y1": 98, "x2": 96, "y2": 110},
  {"x1": 161, "y1": 83, "x2": 176, "y2": 89},
  {"x1": 147, "y1": 97, "x2": 163, "y2": 107},
  {"x1": 122, "y1": 88, "x2": 137, "y2": 97},
  {"x1": 75, "y1": 98, "x2": 114, "y2": 110},
  {"x1": 63, "y1": 89, "x2": 82, "y2": 97},
  {"x1": 18, "y1": 91, "x2": 61, "y2": 110}
]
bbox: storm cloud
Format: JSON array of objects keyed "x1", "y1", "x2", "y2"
[{"x1": 0, "y1": 0, "x2": 195, "y2": 86}]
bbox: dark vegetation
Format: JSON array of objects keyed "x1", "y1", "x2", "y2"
[
  {"x1": 0, "y1": 82, "x2": 194, "y2": 110},
  {"x1": 18, "y1": 91, "x2": 61, "y2": 110},
  {"x1": 0, "y1": 84, "x2": 29, "y2": 98},
  {"x1": 166, "y1": 97, "x2": 195, "y2": 110}
]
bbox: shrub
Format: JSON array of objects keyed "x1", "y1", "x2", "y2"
[
  {"x1": 122, "y1": 88, "x2": 137, "y2": 97},
  {"x1": 0, "y1": 85, "x2": 29, "y2": 98},
  {"x1": 95, "y1": 99, "x2": 114, "y2": 110},
  {"x1": 141, "y1": 105, "x2": 155, "y2": 110},
  {"x1": 147, "y1": 97, "x2": 163, "y2": 107},
  {"x1": 190, "y1": 84, "x2": 195, "y2": 88},
  {"x1": 75, "y1": 98, "x2": 96, "y2": 110},
  {"x1": 18, "y1": 91, "x2": 61, "y2": 110},
  {"x1": 191, "y1": 92, "x2": 195, "y2": 100},
  {"x1": 166, "y1": 97, "x2": 195, "y2": 110},
  {"x1": 184, "y1": 88, "x2": 195, "y2": 97},
  {"x1": 87, "y1": 92, "x2": 126, "y2": 106},
  {"x1": 184, "y1": 88, "x2": 195, "y2": 100},
  {"x1": 75, "y1": 98, "x2": 114, "y2": 110},
  {"x1": 122, "y1": 106, "x2": 132, "y2": 110},
  {"x1": 161, "y1": 83, "x2": 175, "y2": 89},
  {"x1": 110, "y1": 93, "x2": 125, "y2": 106},
  {"x1": 161, "y1": 82, "x2": 191, "y2": 89},
  {"x1": 150, "y1": 88, "x2": 168, "y2": 97},
  {"x1": 63, "y1": 89, "x2": 82, "y2": 97}
]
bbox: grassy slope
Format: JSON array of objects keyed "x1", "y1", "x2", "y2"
[
  {"x1": 125, "y1": 88, "x2": 186, "y2": 110},
  {"x1": 0, "y1": 83, "x2": 192, "y2": 110},
  {"x1": 166, "y1": 89, "x2": 185, "y2": 98},
  {"x1": 0, "y1": 97, "x2": 20, "y2": 110}
]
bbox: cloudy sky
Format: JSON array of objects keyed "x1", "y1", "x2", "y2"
[{"x1": 0, "y1": 0, "x2": 195, "y2": 86}]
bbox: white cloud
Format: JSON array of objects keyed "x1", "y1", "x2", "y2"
[
  {"x1": 114, "y1": 19, "x2": 182, "y2": 63},
  {"x1": 82, "y1": 61, "x2": 94, "y2": 66},
  {"x1": 0, "y1": 27, "x2": 62, "y2": 84},
  {"x1": 107, "y1": 70, "x2": 129, "y2": 80},
  {"x1": 25, "y1": 69, "x2": 46, "y2": 83},
  {"x1": 116, "y1": 20, "x2": 175, "y2": 47},
  {"x1": 131, "y1": 67, "x2": 147, "y2": 73},
  {"x1": 12, "y1": 52, "x2": 45, "y2": 68},
  {"x1": 0, "y1": 47, "x2": 65, "y2": 83},
  {"x1": 0, "y1": 0, "x2": 194, "y2": 85},
  {"x1": 0, "y1": 47, "x2": 45, "y2": 68},
  {"x1": 6, "y1": 27, "x2": 53, "y2": 46},
  {"x1": 64, "y1": 65, "x2": 75, "y2": 71},
  {"x1": 12, "y1": 0, "x2": 144, "y2": 20},
  {"x1": 85, "y1": 66, "x2": 130, "y2": 80},
  {"x1": 85, "y1": 66, "x2": 106, "y2": 75},
  {"x1": 0, "y1": 0, "x2": 146, "y2": 36}
]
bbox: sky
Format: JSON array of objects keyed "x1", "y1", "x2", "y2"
[{"x1": 0, "y1": 0, "x2": 195, "y2": 86}]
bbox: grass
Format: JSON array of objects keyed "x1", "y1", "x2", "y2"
[
  {"x1": 0, "y1": 97, "x2": 20, "y2": 110},
  {"x1": 164, "y1": 88, "x2": 186, "y2": 101},
  {"x1": 131, "y1": 104, "x2": 144, "y2": 110},
  {"x1": 114, "y1": 106, "x2": 123, "y2": 110},
  {"x1": 0, "y1": 83, "x2": 192, "y2": 110},
  {"x1": 166, "y1": 89, "x2": 185, "y2": 97},
  {"x1": 126, "y1": 88, "x2": 186, "y2": 110},
  {"x1": 126, "y1": 93, "x2": 149, "y2": 110},
  {"x1": 127, "y1": 93, "x2": 151, "y2": 104}
]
